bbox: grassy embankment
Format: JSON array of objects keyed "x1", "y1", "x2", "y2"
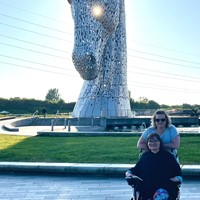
[{"x1": 0, "y1": 134, "x2": 199, "y2": 164}]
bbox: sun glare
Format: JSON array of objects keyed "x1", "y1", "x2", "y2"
[{"x1": 92, "y1": 5, "x2": 103, "y2": 18}]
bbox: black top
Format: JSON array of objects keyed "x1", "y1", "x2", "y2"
[{"x1": 129, "y1": 150, "x2": 182, "y2": 198}]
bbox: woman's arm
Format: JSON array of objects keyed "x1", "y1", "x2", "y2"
[
  {"x1": 163, "y1": 135, "x2": 180, "y2": 150},
  {"x1": 137, "y1": 136, "x2": 148, "y2": 151}
]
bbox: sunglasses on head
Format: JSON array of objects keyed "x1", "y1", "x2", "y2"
[{"x1": 155, "y1": 118, "x2": 166, "y2": 122}]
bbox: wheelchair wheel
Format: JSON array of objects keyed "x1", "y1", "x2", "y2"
[{"x1": 176, "y1": 189, "x2": 180, "y2": 200}]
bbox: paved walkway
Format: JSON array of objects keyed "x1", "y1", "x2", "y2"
[
  {"x1": 0, "y1": 118, "x2": 107, "y2": 136},
  {"x1": 1, "y1": 117, "x2": 200, "y2": 136},
  {"x1": 0, "y1": 118, "x2": 49, "y2": 136},
  {"x1": 0, "y1": 173, "x2": 199, "y2": 200}
]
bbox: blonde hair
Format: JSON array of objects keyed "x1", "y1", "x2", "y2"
[{"x1": 151, "y1": 109, "x2": 171, "y2": 128}]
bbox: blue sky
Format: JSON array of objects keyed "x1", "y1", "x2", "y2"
[{"x1": 0, "y1": 0, "x2": 200, "y2": 106}]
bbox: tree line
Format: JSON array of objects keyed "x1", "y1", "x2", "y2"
[
  {"x1": 0, "y1": 96, "x2": 199, "y2": 115},
  {"x1": 0, "y1": 97, "x2": 75, "y2": 115},
  {"x1": 0, "y1": 88, "x2": 199, "y2": 115}
]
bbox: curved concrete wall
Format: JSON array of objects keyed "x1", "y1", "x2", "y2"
[{"x1": 11, "y1": 117, "x2": 199, "y2": 128}]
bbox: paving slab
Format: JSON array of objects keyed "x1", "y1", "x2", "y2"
[{"x1": 0, "y1": 173, "x2": 199, "y2": 200}]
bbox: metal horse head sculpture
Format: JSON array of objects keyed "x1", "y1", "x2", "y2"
[{"x1": 67, "y1": 0, "x2": 132, "y2": 118}]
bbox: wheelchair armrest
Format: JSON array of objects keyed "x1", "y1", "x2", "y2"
[
  {"x1": 172, "y1": 181, "x2": 182, "y2": 187},
  {"x1": 125, "y1": 176, "x2": 143, "y2": 186}
]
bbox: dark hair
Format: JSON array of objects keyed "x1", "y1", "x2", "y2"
[
  {"x1": 146, "y1": 133, "x2": 163, "y2": 151},
  {"x1": 151, "y1": 109, "x2": 171, "y2": 128}
]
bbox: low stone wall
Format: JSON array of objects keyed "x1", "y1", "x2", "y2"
[
  {"x1": 2, "y1": 124, "x2": 19, "y2": 132},
  {"x1": 11, "y1": 117, "x2": 199, "y2": 130},
  {"x1": 171, "y1": 117, "x2": 199, "y2": 127},
  {"x1": 0, "y1": 162, "x2": 199, "y2": 178}
]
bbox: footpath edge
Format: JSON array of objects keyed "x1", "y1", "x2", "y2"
[{"x1": 0, "y1": 162, "x2": 199, "y2": 178}]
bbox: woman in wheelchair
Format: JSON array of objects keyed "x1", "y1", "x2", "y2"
[{"x1": 125, "y1": 133, "x2": 182, "y2": 200}]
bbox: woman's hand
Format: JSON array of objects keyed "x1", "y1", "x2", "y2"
[
  {"x1": 170, "y1": 177, "x2": 179, "y2": 182},
  {"x1": 170, "y1": 176, "x2": 183, "y2": 183},
  {"x1": 125, "y1": 170, "x2": 133, "y2": 177}
]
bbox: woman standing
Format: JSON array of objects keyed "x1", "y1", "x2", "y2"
[{"x1": 137, "y1": 109, "x2": 180, "y2": 160}]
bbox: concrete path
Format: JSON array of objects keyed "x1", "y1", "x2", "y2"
[
  {"x1": 0, "y1": 118, "x2": 106, "y2": 136},
  {"x1": 0, "y1": 118, "x2": 51, "y2": 136},
  {"x1": 0, "y1": 173, "x2": 199, "y2": 200},
  {"x1": 1, "y1": 117, "x2": 200, "y2": 136}
]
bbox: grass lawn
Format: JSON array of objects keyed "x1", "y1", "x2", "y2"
[{"x1": 0, "y1": 134, "x2": 199, "y2": 164}]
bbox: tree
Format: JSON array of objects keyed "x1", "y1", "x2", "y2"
[
  {"x1": 182, "y1": 103, "x2": 193, "y2": 109},
  {"x1": 138, "y1": 97, "x2": 149, "y2": 103},
  {"x1": 45, "y1": 88, "x2": 60, "y2": 102},
  {"x1": 148, "y1": 100, "x2": 160, "y2": 109}
]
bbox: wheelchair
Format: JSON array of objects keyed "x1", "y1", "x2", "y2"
[{"x1": 125, "y1": 176, "x2": 180, "y2": 200}]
